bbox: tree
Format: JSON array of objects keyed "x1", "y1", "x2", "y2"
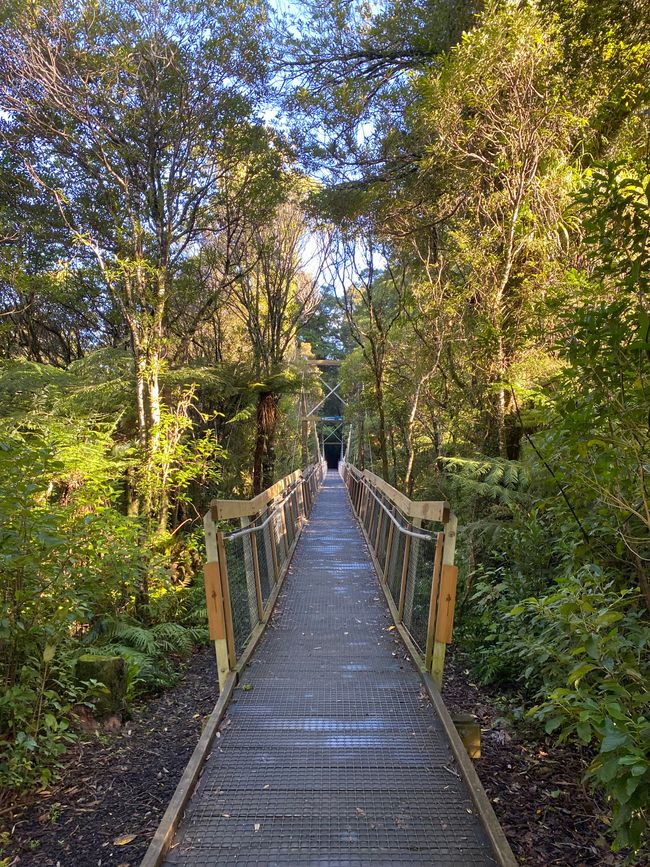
[
  {"x1": 229, "y1": 195, "x2": 326, "y2": 492},
  {"x1": 329, "y1": 236, "x2": 405, "y2": 481},
  {"x1": 0, "y1": 0, "x2": 276, "y2": 518}
]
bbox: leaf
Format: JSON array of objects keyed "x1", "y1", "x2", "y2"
[
  {"x1": 601, "y1": 730, "x2": 628, "y2": 753},
  {"x1": 567, "y1": 662, "x2": 596, "y2": 686},
  {"x1": 113, "y1": 834, "x2": 136, "y2": 846},
  {"x1": 544, "y1": 716, "x2": 564, "y2": 734},
  {"x1": 576, "y1": 721, "x2": 591, "y2": 745},
  {"x1": 43, "y1": 643, "x2": 56, "y2": 663}
]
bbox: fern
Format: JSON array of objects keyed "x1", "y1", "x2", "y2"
[
  {"x1": 439, "y1": 455, "x2": 529, "y2": 506},
  {"x1": 82, "y1": 615, "x2": 207, "y2": 697}
]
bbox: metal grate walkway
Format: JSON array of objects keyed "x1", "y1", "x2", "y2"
[{"x1": 164, "y1": 472, "x2": 497, "y2": 866}]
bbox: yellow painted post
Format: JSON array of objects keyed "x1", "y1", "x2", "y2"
[
  {"x1": 432, "y1": 512, "x2": 458, "y2": 688},
  {"x1": 203, "y1": 511, "x2": 232, "y2": 690}
]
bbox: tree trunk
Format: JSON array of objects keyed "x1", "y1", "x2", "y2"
[
  {"x1": 374, "y1": 375, "x2": 390, "y2": 481},
  {"x1": 253, "y1": 391, "x2": 280, "y2": 495},
  {"x1": 357, "y1": 412, "x2": 365, "y2": 470},
  {"x1": 404, "y1": 379, "x2": 425, "y2": 496}
]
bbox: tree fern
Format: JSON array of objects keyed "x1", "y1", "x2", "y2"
[{"x1": 439, "y1": 455, "x2": 529, "y2": 507}]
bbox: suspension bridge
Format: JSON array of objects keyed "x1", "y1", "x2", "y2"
[{"x1": 141, "y1": 447, "x2": 517, "y2": 865}]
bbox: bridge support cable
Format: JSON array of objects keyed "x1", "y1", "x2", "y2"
[
  {"x1": 339, "y1": 459, "x2": 458, "y2": 688},
  {"x1": 203, "y1": 460, "x2": 326, "y2": 689}
]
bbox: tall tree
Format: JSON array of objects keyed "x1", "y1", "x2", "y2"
[
  {"x1": 229, "y1": 195, "x2": 325, "y2": 492},
  {"x1": 0, "y1": 0, "x2": 276, "y2": 517}
]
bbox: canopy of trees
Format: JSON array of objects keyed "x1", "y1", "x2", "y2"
[{"x1": 0, "y1": 0, "x2": 648, "y2": 856}]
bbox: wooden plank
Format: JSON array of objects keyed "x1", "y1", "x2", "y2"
[
  {"x1": 435, "y1": 564, "x2": 458, "y2": 644},
  {"x1": 203, "y1": 511, "x2": 230, "y2": 689},
  {"x1": 424, "y1": 531, "x2": 445, "y2": 668},
  {"x1": 432, "y1": 512, "x2": 458, "y2": 687},
  {"x1": 203, "y1": 562, "x2": 226, "y2": 642},
  {"x1": 421, "y1": 673, "x2": 518, "y2": 867}
]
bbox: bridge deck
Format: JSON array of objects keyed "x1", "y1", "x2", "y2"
[{"x1": 164, "y1": 472, "x2": 497, "y2": 866}]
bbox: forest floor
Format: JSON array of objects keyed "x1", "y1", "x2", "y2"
[
  {"x1": 1, "y1": 644, "x2": 643, "y2": 867},
  {"x1": 1, "y1": 647, "x2": 218, "y2": 867},
  {"x1": 442, "y1": 650, "x2": 641, "y2": 867}
]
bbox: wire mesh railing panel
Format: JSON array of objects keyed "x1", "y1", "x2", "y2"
[
  {"x1": 223, "y1": 535, "x2": 256, "y2": 657},
  {"x1": 367, "y1": 495, "x2": 380, "y2": 550},
  {"x1": 284, "y1": 500, "x2": 295, "y2": 548},
  {"x1": 386, "y1": 526, "x2": 405, "y2": 606},
  {"x1": 256, "y1": 526, "x2": 272, "y2": 605},
  {"x1": 261, "y1": 519, "x2": 275, "y2": 600},
  {"x1": 376, "y1": 498, "x2": 390, "y2": 571},
  {"x1": 401, "y1": 530, "x2": 438, "y2": 654},
  {"x1": 272, "y1": 511, "x2": 287, "y2": 577}
]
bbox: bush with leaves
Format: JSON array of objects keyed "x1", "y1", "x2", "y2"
[{"x1": 510, "y1": 572, "x2": 649, "y2": 852}]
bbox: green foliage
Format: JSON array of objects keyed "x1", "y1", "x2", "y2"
[
  {"x1": 0, "y1": 385, "x2": 212, "y2": 792},
  {"x1": 467, "y1": 561, "x2": 649, "y2": 852}
]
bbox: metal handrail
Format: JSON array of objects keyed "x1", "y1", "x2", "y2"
[
  {"x1": 356, "y1": 474, "x2": 434, "y2": 541},
  {"x1": 224, "y1": 472, "x2": 316, "y2": 541}
]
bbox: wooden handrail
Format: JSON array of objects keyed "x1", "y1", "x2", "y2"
[
  {"x1": 210, "y1": 469, "x2": 303, "y2": 521},
  {"x1": 345, "y1": 463, "x2": 450, "y2": 524}
]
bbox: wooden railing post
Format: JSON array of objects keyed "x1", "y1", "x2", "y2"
[
  {"x1": 203, "y1": 511, "x2": 235, "y2": 691},
  {"x1": 431, "y1": 512, "x2": 458, "y2": 688}
]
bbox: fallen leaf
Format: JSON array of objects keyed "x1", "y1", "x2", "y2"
[
  {"x1": 113, "y1": 834, "x2": 136, "y2": 846},
  {"x1": 254, "y1": 822, "x2": 261, "y2": 832},
  {"x1": 262, "y1": 784, "x2": 270, "y2": 790}
]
